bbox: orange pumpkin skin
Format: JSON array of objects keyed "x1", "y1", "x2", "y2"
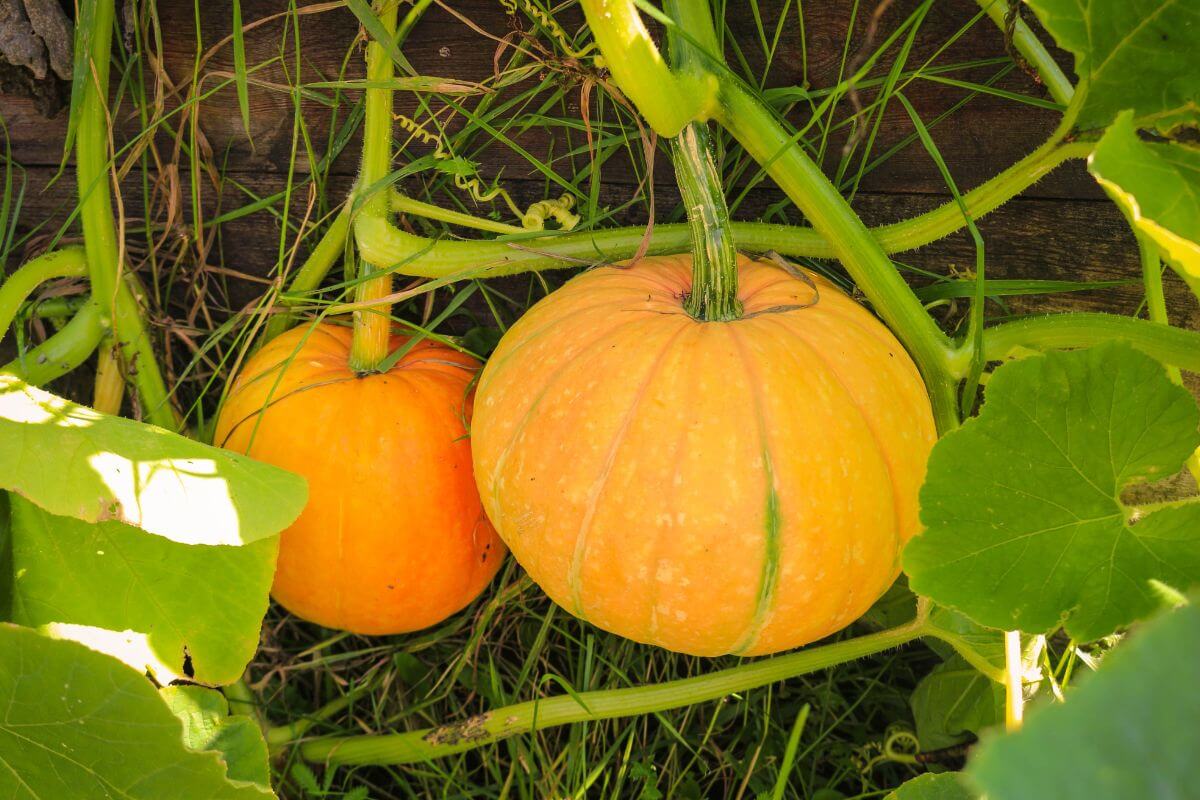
[
  {"x1": 472, "y1": 254, "x2": 936, "y2": 656},
  {"x1": 214, "y1": 323, "x2": 504, "y2": 635}
]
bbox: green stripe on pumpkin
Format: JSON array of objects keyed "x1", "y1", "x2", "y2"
[{"x1": 731, "y1": 448, "x2": 782, "y2": 655}]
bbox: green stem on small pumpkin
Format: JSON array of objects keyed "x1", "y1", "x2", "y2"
[{"x1": 347, "y1": 0, "x2": 400, "y2": 374}]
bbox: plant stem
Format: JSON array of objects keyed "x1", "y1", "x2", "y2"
[
  {"x1": 578, "y1": 0, "x2": 718, "y2": 136},
  {"x1": 672, "y1": 122, "x2": 741, "y2": 321},
  {"x1": 348, "y1": 138, "x2": 1082, "y2": 281},
  {"x1": 299, "y1": 616, "x2": 929, "y2": 766},
  {"x1": 76, "y1": 0, "x2": 177, "y2": 428},
  {"x1": 1004, "y1": 629, "x2": 1024, "y2": 730},
  {"x1": 0, "y1": 247, "x2": 88, "y2": 344},
  {"x1": 0, "y1": 302, "x2": 107, "y2": 385},
  {"x1": 1138, "y1": 233, "x2": 1200, "y2": 479},
  {"x1": 982, "y1": 313, "x2": 1200, "y2": 372},
  {"x1": 347, "y1": 0, "x2": 399, "y2": 374},
  {"x1": 92, "y1": 335, "x2": 125, "y2": 413},
  {"x1": 717, "y1": 82, "x2": 960, "y2": 431},
  {"x1": 977, "y1": 0, "x2": 1074, "y2": 106},
  {"x1": 261, "y1": 202, "x2": 352, "y2": 344}
]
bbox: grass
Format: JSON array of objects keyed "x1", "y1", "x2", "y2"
[{"x1": 0, "y1": 0, "x2": 1099, "y2": 796}]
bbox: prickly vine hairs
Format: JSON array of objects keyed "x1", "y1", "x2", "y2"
[{"x1": 1, "y1": 0, "x2": 1199, "y2": 797}]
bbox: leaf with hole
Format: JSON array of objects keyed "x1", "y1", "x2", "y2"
[
  {"x1": 0, "y1": 376, "x2": 306, "y2": 545},
  {"x1": 904, "y1": 341, "x2": 1200, "y2": 641},
  {"x1": 8, "y1": 495, "x2": 277, "y2": 685},
  {"x1": 0, "y1": 624, "x2": 273, "y2": 799}
]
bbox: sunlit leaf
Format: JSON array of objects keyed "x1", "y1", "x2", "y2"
[
  {"x1": 162, "y1": 685, "x2": 271, "y2": 790},
  {"x1": 968, "y1": 602, "x2": 1200, "y2": 800},
  {"x1": 1023, "y1": 0, "x2": 1200, "y2": 133},
  {"x1": 0, "y1": 624, "x2": 273, "y2": 799},
  {"x1": 8, "y1": 497, "x2": 276, "y2": 685},
  {"x1": 1089, "y1": 112, "x2": 1200, "y2": 280},
  {"x1": 0, "y1": 377, "x2": 306, "y2": 545},
  {"x1": 905, "y1": 342, "x2": 1200, "y2": 642}
]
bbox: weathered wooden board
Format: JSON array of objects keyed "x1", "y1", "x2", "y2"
[{"x1": 0, "y1": 0, "x2": 1171, "y2": 330}]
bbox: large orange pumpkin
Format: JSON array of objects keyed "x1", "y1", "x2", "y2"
[
  {"x1": 215, "y1": 323, "x2": 503, "y2": 634},
  {"x1": 472, "y1": 254, "x2": 935, "y2": 656}
]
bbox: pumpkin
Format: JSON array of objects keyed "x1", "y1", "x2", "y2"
[
  {"x1": 215, "y1": 323, "x2": 503, "y2": 634},
  {"x1": 472, "y1": 254, "x2": 935, "y2": 656}
]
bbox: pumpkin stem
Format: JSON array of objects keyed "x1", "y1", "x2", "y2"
[
  {"x1": 672, "y1": 121, "x2": 742, "y2": 322},
  {"x1": 348, "y1": 0, "x2": 401, "y2": 374}
]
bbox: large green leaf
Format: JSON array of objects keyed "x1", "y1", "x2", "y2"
[
  {"x1": 0, "y1": 376, "x2": 306, "y2": 545},
  {"x1": 1023, "y1": 0, "x2": 1200, "y2": 133},
  {"x1": 886, "y1": 773, "x2": 975, "y2": 800},
  {"x1": 904, "y1": 342, "x2": 1200, "y2": 642},
  {"x1": 9, "y1": 496, "x2": 276, "y2": 684},
  {"x1": 162, "y1": 685, "x2": 271, "y2": 790},
  {"x1": 1090, "y1": 112, "x2": 1200, "y2": 279},
  {"x1": 968, "y1": 601, "x2": 1200, "y2": 800},
  {"x1": 0, "y1": 624, "x2": 273, "y2": 799},
  {"x1": 910, "y1": 656, "x2": 1003, "y2": 751}
]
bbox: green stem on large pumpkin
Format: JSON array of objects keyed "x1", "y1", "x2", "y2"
[
  {"x1": 672, "y1": 122, "x2": 742, "y2": 321},
  {"x1": 298, "y1": 612, "x2": 931, "y2": 766},
  {"x1": 346, "y1": 0, "x2": 400, "y2": 374},
  {"x1": 75, "y1": 0, "x2": 177, "y2": 428}
]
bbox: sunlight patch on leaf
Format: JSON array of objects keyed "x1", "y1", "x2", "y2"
[
  {"x1": 40, "y1": 622, "x2": 186, "y2": 683},
  {"x1": 904, "y1": 342, "x2": 1200, "y2": 642},
  {"x1": 0, "y1": 376, "x2": 306, "y2": 546}
]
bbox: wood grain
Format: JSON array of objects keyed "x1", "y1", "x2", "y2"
[{"x1": 0, "y1": 0, "x2": 1166, "y2": 335}]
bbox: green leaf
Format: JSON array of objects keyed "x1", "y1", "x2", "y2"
[
  {"x1": 0, "y1": 624, "x2": 273, "y2": 799},
  {"x1": 231, "y1": 0, "x2": 254, "y2": 143},
  {"x1": 904, "y1": 342, "x2": 1200, "y2": 642},
  {"x1": 1023, "y1": 0, "x2": 1200, "y2": 133},
  {"x1": 910, "y1": 656, "x2": 1003, "y2": 751},
  {"x1": 8, "y1": 496, "x2": 276, "y2": 684},
  {"x1": 885, "y1": 773, "x2": 976, "y2": 800},
  {"x1": 161, "y1": 685, "x2": 271, "y2": 790},
  {"x1": 1089, "y1": 112, "x2": 1200, "y2": 280},
  {"x1": 968, "y1": 601, "x2": 1200, "y2": 800},
  {"x1": 0, "y1": 377, "x2": 306, "y2": 545}
]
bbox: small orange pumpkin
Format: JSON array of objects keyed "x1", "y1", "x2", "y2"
[
  {"x1": 472, "y1": 254, "x2": 935, "y2": 656},
  {"x1": 215, "y1": 323, "x2": 503, "y2": 634}
]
